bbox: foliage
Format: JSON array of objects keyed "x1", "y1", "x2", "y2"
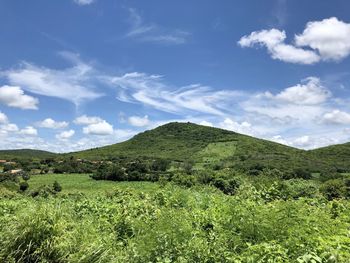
[
  {"x1": 1, "y1": 174, "x2": 350, "y2": 262},
  {"x1": 53, "y1": 181, "x2": 62, "y2": 192},
  {"x1": 19, "y1": 181, "x2": 29, "y2": 192}
]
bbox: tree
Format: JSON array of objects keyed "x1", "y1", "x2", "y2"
[
  {"x1": 151, "y1": 159, "x2": 170, "y2": 172},
  {"x1": 53, "y1": 181, "x2": 62, "y2": 192}
]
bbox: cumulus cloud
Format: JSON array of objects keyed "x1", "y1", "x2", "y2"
[
  {"x1": 0, "y1": 112, "x2": 8, "y2": 124},
  {"x1": 239, "y1": 17, "x2": 350, "y2": 64},
  {"x1": 74, "y1": 115, "x2": 103, "y2": 125},
  {"x1": 126, "y1": 8, "x2": 190, "y2": 45},
  {"x1": 199, "y1": 120, "x2": 213, "y2": 127},
  {"x1": 18, "y1": 126, "x2": 38, "y2": 136},
  {"x1": 1, "y1": 123, "x2": 19, "y2": 132},
  {"x1": 56, "y1": 130, "x2": 75, "y2": 140},
  {"x1": 242, "y1": 77, "x2": 332, "y2": 123},
  {"x1": 0, "y1": 85, "x2": 39, "y2": 110},
  {"x1": 238, "y1": 29, "x2": 320, "y2": 64},
  {"x1": 322, "y1": 110, "x2": 350, "y2": 125},
  {"x1": 73, "y1": 0, "x2": 94, "y2": 5},
  {"x1": 37, "y1": 118, "x2": 69, "y2": 129},
  {"x1": 295, "y1": 17, "x2": 350, "y2": 61},
  {"x1": 2, "y1": 53, "x2": 103, "y2": 105},
  {"x1": 265, "y1": 77, "x2": 330, "y2": 105},
  {"x1": 128, "y1": 115, "x2": 150, "y2": 127},
  {"x1": 219, "y1": 118, "x2": 256, "y2": 136},
  {"x1": 83, "y1": 120, "x2": 114, "y2": 135}
]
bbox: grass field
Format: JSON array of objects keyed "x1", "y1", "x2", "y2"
[{"x1": 29, "y1": 173, "x2": 160, "y2": 194}]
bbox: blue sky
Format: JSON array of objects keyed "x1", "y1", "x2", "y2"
[{"x1": 1, "y1": 0, "x2": 350, "y2": 152}]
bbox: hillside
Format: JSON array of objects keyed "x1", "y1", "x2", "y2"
[
  {"x1": 0, "y1": 149, "x2": 56, "y2": 160},
  {"x1": 309, "y1": 142, "x2": 350, "y2": 172},
  {"x1": 1, "y1": 122, "x2": 348, "y2": 172},
  {"x1": 69, "y1": 122, "x2": 327, "y2": 171}
]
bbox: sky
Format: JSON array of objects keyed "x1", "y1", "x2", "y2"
[{"x1": 1, "y1": 0, "x2": 350, "y2": 152}]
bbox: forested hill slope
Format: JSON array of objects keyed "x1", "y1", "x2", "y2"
[
  {"x1": 309, "y1": 142, "x2": 350, "y2": 172},
  {"x1": 0, "y1": 149, "x2": 56, "y2": 160},
  {"x1": 69, "y1": 122, "x2": 328, "y2": 171}
]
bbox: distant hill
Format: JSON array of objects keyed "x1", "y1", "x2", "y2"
[
  {"x1": 0, "y1": 149, "x2": 56, "y2": 160},
  {"x1": 309, "y1": 143, "x2": 350, "y2": 172},
  {"x1": 68, "y1": 122, "x2": 329, "y2": 171},
  {"x1": 1, "y1": 123, "x2": 348, "y2": 172}
]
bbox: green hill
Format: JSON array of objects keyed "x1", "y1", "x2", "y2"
[
  {"x1": 0, "y1": 149, "x2": 56, "y2": 160},
  {"x1": 68, "y1": 122, "x2": 328, "y2": 171},
  {"x1": 309, "y1": 142, "x2": 350, "y2": 172},
  {"x1": 1, "y1": 122, "x2": 349, "y2": 172}
]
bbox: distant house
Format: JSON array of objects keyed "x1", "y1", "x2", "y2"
[
  {"x1": 0, "y1": 160, "x2": 7, "y2": 164},
  {"x1": 10, "y1": 169, "x2": 23, "y2": 174}
]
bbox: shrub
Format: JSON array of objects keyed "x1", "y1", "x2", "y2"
[
  {"x1": 151, "y1": 159, "x2": 170, "y2": 172},
  {"x1": 19, "y1": 181, "x2": 29, "y2": 192},
  {"x1": 53, "y1": 181, "x2": 62, "y2": 192},
  {"x1": 212, "y1": 176, "x2": 240, "y2": 195},
  {"x1": 320, "y1": 179, "x2": 346, "y2": 200}
]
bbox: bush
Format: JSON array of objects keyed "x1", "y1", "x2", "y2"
[
  {"x1": 212, "y1": 176, "x2": 240, "y2": 195},
  {"x1": 151, "y1": 159, "x2": 170, "y2": 172},
  {"x1": 19, "y1": 181, "x2": 29, "y2": 192},
  {"x1": 320, "y1": 179, "x2": 346, "y2": 200},
  {"x1": 53, "y1": 181, "x2": 62, "y2": 192}
]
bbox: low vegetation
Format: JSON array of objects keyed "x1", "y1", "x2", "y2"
[{"x1": 1, "y1": 122, "x2": 350, "y2": 262}]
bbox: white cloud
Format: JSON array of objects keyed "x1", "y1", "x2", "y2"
[
  {"x1": 18, "y1": 126, "x2": 38, "y2": 136},
  {"x1": 37, "y1": 118, "x2": 69, "y2": 129},
  {"x1": 1, "y1": 123, "x2": 19, "y2": 132},
  {"x1": 199, "y1": 120, "x2": 213, "y2": 127},
  {"x1": 322, "y1": 110, "x2": 350, "y2": 125},
  {"x1": 73, "y1": 0, "x2": 94, "y2": 5},
  {"x1": 74, "y1": 115, "x2": 103, "y2": 125},
  {"x1": 128, "y1": 115, "x2": 150, "y2": 127},
  {"x1": 0, "y1": 85, "x2": 39, "y2": 110},
  {"x1": 239, "y1": 17, "x2": 350, "y2": 64},
  {"x1": 266, "y1": 77, "x2": 331, "y2": 105},
  {"x1": 83, "y1": 120, "x2": 114, "y2": 135},
  {"x1": 292, "y1": 135, "x2": 311, "y2": 148},
  {"x1": 295, "y1": 17, "x2": 350, "y2": 61},
  {"x1": 218, "y1": 118, "x2": 256, "y2": 136},
  {"x1": 108, "y1": 72, "x2": 241, "y2": 116},
  {"x1": 3, "y1": 53, "x2": 103, "y2": 105},
  {"x1": 238, "y1": 29, "x2": 320, "y2": 64},
  {"x1": 242, "y1": 77, "x2": 330, "y2": 122},
  {"x1": 0, "y1": 112, "x2": 8, "y2": 124},
  {"x1": 126, "y1": 8, "x2": 190, "y2": 45},
  {"x1": 56, "y1": 130, "x2": 75, "y2": 140}
]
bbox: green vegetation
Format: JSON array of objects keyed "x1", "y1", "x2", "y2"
[
  {"x1": 0, "y1": 149, "x2": 56, "y2": 160},
  {"x1": 1, "y1": 122, "x2": 350, "y2": 262},
  {"x1": 1, "y1": 173, "x2": 350, "y2": 262}
]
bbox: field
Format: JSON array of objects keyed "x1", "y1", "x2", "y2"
[
  {"x1": 29, "y1": 173, "x2": 159, "y2": 194},
  {"x1": 1, "y1": 173, "x2": 350, "y2": 262}
]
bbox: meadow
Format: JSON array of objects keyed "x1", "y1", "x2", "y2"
[{"x1": 1, "y1": 173, "x2": 350, "y2": 262}]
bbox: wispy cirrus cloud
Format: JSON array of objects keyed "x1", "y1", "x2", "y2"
[
  {"x1": 126, "y1": 8, "x2": 190, "y2": 45},
  {"x1": 73, "y1": 0, "x2": 95, "y2": 6},
  {"x1": 106, "y1": 72, "x2": 243, "y2": 116},
  {"x1": 1, "y1": 52, "x2": 104, "y2": 106}
]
